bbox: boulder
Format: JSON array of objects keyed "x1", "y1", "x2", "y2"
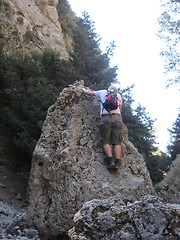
[
  {"x1": 69, "y1": 195, "x2": 180, "y2": 240},
  {"x1": 155, "y1": 154, "x2": 180, "y2": 204},
  {"x1": 27, "y1": 81, "x2": 155, "y2": 239}
]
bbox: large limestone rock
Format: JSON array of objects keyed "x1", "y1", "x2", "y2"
[
  {"x1": 0, "y1": 0, "x2": 69, "y2": 57},
  {"x1": 69, "y1": 195, "x2": 180, "y2": 240},
  {"x1": 27, "y1": 81, "x2": 155, "y2": 239},
  {"x1": 155, "y1": 154, "x2": 180, "y2": 204}
]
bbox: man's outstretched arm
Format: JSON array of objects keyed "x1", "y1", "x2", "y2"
[{"x1": 82, "y1": 88, "x2": 96, "y2": 97}]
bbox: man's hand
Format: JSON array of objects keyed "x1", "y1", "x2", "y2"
[{"x1": 81, "y1": 88, "x2": 86, "y2": 93}]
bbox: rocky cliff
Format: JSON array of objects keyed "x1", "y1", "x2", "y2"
[
  {"x1": 27, "y1": 81, "x2": 155, "y2": 239},
  {"x1": 0, "y1": 0, "x2": 71, "y2": 57}
]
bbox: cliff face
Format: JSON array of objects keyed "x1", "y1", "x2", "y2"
[
  {"x1": 0, "y1": 0, "x2": 70, "y2": 57},
  {"x1": 27, "y1": 81, "x2": 155, "y2": 239}
]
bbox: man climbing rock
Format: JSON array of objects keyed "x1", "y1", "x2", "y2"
[{"x1": 82, "y1": 84, "x2": 123, "y2": 170}]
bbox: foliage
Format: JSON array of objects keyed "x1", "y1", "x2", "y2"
[
  {"x1": 40, "y1": 48, "x2": 76, "y2": 89},
  {"x1": 0, "y1": 48, "x2": 71, "y2": 165},
  {"x1": 71, "y1": 11, "x2": 117, "y2": 89},
  {"x1": 57, "y1": 0, "x2": 77, "y2": 36},
  {"x1": 17, "y1": 16, "x2": 23, "y2": 24},
  {"x1": 120, "y1": 88, "x2": 170, "y2": 185},
  {"x1": 134, "y1": 105, "x2": 157, "y2": 157},
  {"x1": 8, "y1": 52, "x2": 40, "y2": 87},
  {"x1": 167, "y1": 108, "x2": 180, "y2": 160},
  {"x1": 146, "y1": 152, "x2": 171, "y2": 185},
  {"x1": 23, "y1": 29, "x2": 34, "y2": 42},
  {"x1": 122, "y1": 89, "x2": 157, "y2": 158},
  {"x1": 158, "y1": 0, "x2": 180, "y2": 87}
]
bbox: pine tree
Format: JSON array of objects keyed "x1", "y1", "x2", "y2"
[
  {"x1": 122, "y1": 89, "x2": 157, "y2": 158},
  {"x1": 167, "y1": 109, "x2": 180, "y2": 160},
  {"x1": 71, "y1": 11, "x2": 117, "y2": 89},
  {"x1": 158, "y1": 0, "x2": 180, "y2": 87}
]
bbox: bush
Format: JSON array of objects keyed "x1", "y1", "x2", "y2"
[
  {"x1": 0, "y1": 48, "x2": 76, "y2": 166},
  {"x1": 17, "y1": 16, "x2": 23, "y2": 24},
  {"x1": 24, "y1": 29, "x2": 34, "y2": 42}
]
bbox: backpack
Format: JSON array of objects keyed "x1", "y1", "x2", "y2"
[{"x1": 102, "y1": 91, "x2": 118, "y2": 112}]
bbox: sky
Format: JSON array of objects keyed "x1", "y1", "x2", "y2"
[{"x1": 67, "y1": 0, "x2": 179, "y2": 152}]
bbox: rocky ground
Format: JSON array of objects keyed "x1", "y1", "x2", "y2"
[
  {"x1": 0, "y1": 165, "x2": 40, "y2": 239},
  {"x1": 0, "y1": 122, "x2": 40, "y2": 238},
  {"x1": 0, "y1": 165, "x2": 27, "y2": 210}
]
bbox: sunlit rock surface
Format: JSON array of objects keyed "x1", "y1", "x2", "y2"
[
  {"x1": 27, "y1": 81, "x2": 155, "y2": 238},
  {"x1": 0, "y1": 0, "x2": 69, "y2": 57}
]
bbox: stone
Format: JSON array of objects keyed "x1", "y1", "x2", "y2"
[
  {"x1": 0, "y1": 202, "x2": 40, "y2": 239},
  {"x1": 27, "y1": 80, "x2": 155, "y2": 238},
  {"x1": 69, "y1": 195, "x2": 180, "y2": 240}
]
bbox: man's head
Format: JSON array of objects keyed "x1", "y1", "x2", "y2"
[{"x1": 108, "y1": 84, "x2": 118, "y2": 92}]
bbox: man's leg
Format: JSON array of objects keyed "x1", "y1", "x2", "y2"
[
  {"x1": 100, "y1": 117, "x2": 114, "y2": 169},
  {"x1": 103, "y1": 144, "x2": 115, "y2": 169},
  {"x1": 113, "y1": 144, "x2": 121, "y2": 169},
  {"x1": 111, "y1": 115, "x2": 123, "y2": 170},
  {"x1": 103, "y1": 143, "x2": 113, "y2": 157},
  {"x1": 114, "y1": 144, "x2": 121, "y2": 159}
]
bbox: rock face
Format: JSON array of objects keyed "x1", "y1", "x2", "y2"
[
  {"x1": 155, "y1": 154, "x2": 180, "y2": 204},
  {"x1": 68, "y1": 195, "x2": 180, "y2": 240},
  {"x1": 0, "y1": 0, "x2": 69, "y2": 57},
  {"x1": 27, "y1": 81, "x2": 155, "y2": 239}
]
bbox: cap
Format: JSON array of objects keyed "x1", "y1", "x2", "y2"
[{"x1": 108, "y1": 84, "x2": 118, "y2": 92}]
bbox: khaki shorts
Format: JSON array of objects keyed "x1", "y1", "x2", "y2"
[{"x1": 100, "y1": 114, "x2": 123, "y2": 145}]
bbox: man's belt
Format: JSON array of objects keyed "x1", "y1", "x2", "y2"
[{"x1": 101, "y1": 113, "x2": 120, "y2": 117}]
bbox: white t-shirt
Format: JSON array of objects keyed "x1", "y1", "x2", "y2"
[{"x1": 95, "y1": 90, "x2": 122, "y2": 115}]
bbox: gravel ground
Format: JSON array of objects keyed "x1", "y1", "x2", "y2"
[{"x1": 0, "y1": 165, "x2": 40, "y2": 239}]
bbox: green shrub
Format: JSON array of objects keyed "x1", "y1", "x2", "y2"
[
  {"x1": 17, "y1": 16, "x2": 23, "y2": 24},
  {"x1": 24, "y1": 29, "x2": 34, "y2": 42}
]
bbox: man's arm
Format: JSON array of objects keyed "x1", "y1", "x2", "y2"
[
  {"x1": 117, "y1": 93, "x2": 122, "y2": 113},
  {"x1": 119, "y1": 104, "x2": 122, "y2": 113},
  {"x1": 82, "y1": 88, "x2": 96, "y2": 97}
]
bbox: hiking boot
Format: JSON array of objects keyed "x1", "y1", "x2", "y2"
[
  {"x1": 114, "y1": 158, "x2": 120, "y2": 170},
  {"x1": 107, "y1": 157, "x2": 115, "y2": 169}
]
